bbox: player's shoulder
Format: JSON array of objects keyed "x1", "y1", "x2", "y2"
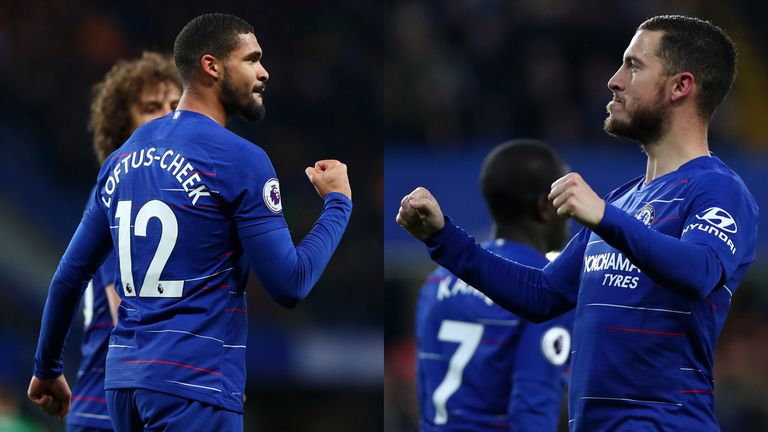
[
  {"x1": 687, "y1": 155, "x2": 742, "y2": 181},
  {"x1": 172, "y1": 112, "x2": 262, "y2": 152},
  {"x1": 169, "y1": 111, "x2": 274, "y2": 175},
  {"x1": 199, "y1": 123, "x2": 270, "y2": 166},
  {"x1": 130, "y1": 113, "x2": 169, "y2": 140},
  {"x1": 687, "y1": 156, "x2": 755, "y2": 200},
  {"x1": 683, "y1": 156, "x2": 758, "y2": 226}
]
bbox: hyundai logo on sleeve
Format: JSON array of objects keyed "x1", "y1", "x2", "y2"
[{"x1": 695, "y1": 207, "x2": 737, "y2": 233}]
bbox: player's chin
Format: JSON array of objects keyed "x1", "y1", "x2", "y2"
[
  {"x1": 242, "y1": 103, "x2": 265, "y2": 122},
  {"x1": 603, "y1": 116, "x2": 623, "y2": 136}
]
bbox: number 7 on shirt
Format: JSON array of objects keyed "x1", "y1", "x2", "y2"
[{"x1": 432, "y1": 320, "x2": 484, "y2": 425}]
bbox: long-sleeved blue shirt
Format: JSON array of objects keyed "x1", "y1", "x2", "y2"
[
  {"x1": 425, "y1": 155, "x2": 757, "y2": 431},
  {"x1": 416, "y1": 239, "x2": 573, "y2": 431},
  {"x1": 66, "y1": 251, "x2": 115, "y2": 430},
  {"x1": 33, "y1": 110, "x2": 352, "y2": 413}
]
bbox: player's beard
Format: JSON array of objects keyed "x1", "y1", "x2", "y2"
[
  {"x1": 603, "y1": 86, "x2": 670, "y2": 147},
  {"x1": 220, "y1": 68, "x2": 265, "y2": 122}
]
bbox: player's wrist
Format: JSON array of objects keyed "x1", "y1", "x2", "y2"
[
  {"x1": 429, "y1": 215, "x2": 445, "y2": 238},
  {"x1": 32, "y1": 369, "x2": 63, "y2": 380},
  {"x1": 593, "y1": 199, "x2": 606, "y2": 226},
  {"x1": 323, "y1": 191, "x2": 352, "y2": 203},
  {"x1": 423, "y1": 215, "x2": 451, "y2": 245}
]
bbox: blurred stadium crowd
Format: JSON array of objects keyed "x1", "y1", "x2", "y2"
[
  {"x1": 0, "y1": 1, "x2": 382, "y2": 431},
  {"x1": 384, "y1": 1, "x2": 768, "y2": 431},
  {"x1": 384, "y1": 0, "x2": 768, "y2": 148}
]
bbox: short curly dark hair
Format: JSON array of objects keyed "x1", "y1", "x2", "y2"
[
  {"x1": 88, "y1": 51, "x2": 181, "y2": 164},
  {"x1": 173, "y1": 13, "x2": 254, "y2": 86}
]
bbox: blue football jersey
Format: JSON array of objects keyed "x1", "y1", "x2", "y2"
[
  {"x1": 34, "y1": 109, "x2": 351, "y2": 416},
  {"x1": 426, "y1": 155, "x2": 758, "y2": 431},
  {"x1": 416, "y1": 240, "x2": 573, "y2": 431},
  {"x1": 561, "y1": 155, "x2": 758, "y2": 431},
  {"x1": 98, "y1": 110, "x2": 293, "y2": 412},
  {"x1": 66, "y1": 251, "x2": 115, "y2": 430}
]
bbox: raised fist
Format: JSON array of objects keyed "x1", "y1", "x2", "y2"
[
  {"x1": 396, "y1": 187, "x2": 445, "y2": 241},
  {"x1": 305, "y1": 159, "x2": 352, "y2": 200}
]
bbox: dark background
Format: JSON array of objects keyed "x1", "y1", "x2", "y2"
[
  {"x1": 383, "y1": 1, "x2": 768, "y2": 431},
  {"x1": 0, "y1": 1, "x2": 383, "y2": 431}
]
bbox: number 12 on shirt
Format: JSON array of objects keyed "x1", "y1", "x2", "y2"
[
  {"x1": 432, "y1": 320, "x2": 484, "y2": 425},
  {"x1": 115, "y1": 200, "x2": 184, "y2": 298}
]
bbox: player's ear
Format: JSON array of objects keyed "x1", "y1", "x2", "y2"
[
  {"x1": 200, "y1": 54, "x2": 222, "y2": 80},
  {"x1": 670, "y1": 71, "x2": 694, "y2": 103}
]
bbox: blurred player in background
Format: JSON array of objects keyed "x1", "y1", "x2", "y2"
[
  {"x1": 398, "y1": 15, "x2": 758, "y2": 431},
  {"x1": 416, "y1": 140, "x2": 573, "y2": 431},
  {"x1": 66, "y1": 52, "x2": 181, "y2": 432},
  {"x1": 28, "y1": 13, "x2": 352, "y2": 432}
]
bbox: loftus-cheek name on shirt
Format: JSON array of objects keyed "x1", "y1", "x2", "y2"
[{"x1": 100, "y1": 147, "x2": 211, "y2": 208}]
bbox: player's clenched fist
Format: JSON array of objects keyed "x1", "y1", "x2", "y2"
[
  {"x1": 396, "y1": 187, "x2": 445, "y2": 241},
  {"x1": 305, "y1": 159, "x2": 352, "y2": 200},
  {"x1": 28, "y1": 375, "x2": 71, "y2": 420},
  {"x1": 548, "y1": 172, "x2": 605, "y2": 227}
]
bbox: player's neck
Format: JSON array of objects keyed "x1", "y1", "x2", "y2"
[
  {"x1": 492, "y1": 222, "x2": 547, "y2": 254},
  {"x1": 642, "y1": 119, "x2": 709, "y2": 183},
  {"x1": 176, "y1": 87, "x2": 227, "y2": 126}
]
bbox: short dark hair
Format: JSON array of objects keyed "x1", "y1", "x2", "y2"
[
  {"x1": 480, "y1": 139, "x2": 565, "y2": 224},
  {"x1": 173, "y1": 13, "x2": 254, "y2": 85},
  {"x1": 638, "y1": 15, "x2": 736, "y2": 121},
  {"x1": 89, "y1": 51, "x2": 180, "y2": 164}
]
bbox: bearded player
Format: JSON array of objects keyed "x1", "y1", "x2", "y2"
[
  {"x1": 399, "y1": 15, "x2": 757, "y2": 431},
  {"x1": 29, "y1": 13, "x2": 352, "y2": 431}
]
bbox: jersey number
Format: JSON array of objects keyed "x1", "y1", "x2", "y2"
[
  {"x1": 433, "y1": 320, "x2": 484, "y2": 425},
  {"x1": 115, "y1": 200, "x2": 183, "y2": 298}
]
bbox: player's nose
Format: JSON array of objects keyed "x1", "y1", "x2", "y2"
[
  {"x1": 607, "y1": 67, "x2": 624, "y2": 92},
  {"x1": 257, "y1": 62, "x2": 269, "y2": 82}
]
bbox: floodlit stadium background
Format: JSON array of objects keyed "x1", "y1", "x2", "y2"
[
  {"x1": 0, "y1": 2, "x2": 383, "y2": 431},
  {"x1": 384, "y1": 1, "x2": 768, "y2": 431}
]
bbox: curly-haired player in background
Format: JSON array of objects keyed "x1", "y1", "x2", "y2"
[
  {"x1": 69, "y1": 51, "x2": 181, "y2": 431},
  {"x1": 29, "y1": 13, "x2": 352, "y2": 431}
]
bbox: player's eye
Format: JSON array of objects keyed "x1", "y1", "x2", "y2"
[{"x1": 143, "y1": 103, "x2": 161, "y2": 113}]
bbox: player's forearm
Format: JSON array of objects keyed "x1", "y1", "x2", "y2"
[
  {"x1": 34, "y1": 221, "x2": 111, "y2": 378},
  {"x1": 594, "y1": 204, "x2": 723, "y2": 297},
  {"x1": 244, "y1": 192, "x2": 352, "y2": 308},
  {"x1": 425, "y1": 217, "x2": 571, "y2": 322},
  {"x1": 33, "y1": 267, "x2": 88, "y2": 378}
]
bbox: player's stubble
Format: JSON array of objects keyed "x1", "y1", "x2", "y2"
[
  {"x1": 220, "y1": 67, "x2": 266, "y2": 122},
  {"x1": 603, "y1": 85, "x2": 671, "y2": 148}
]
